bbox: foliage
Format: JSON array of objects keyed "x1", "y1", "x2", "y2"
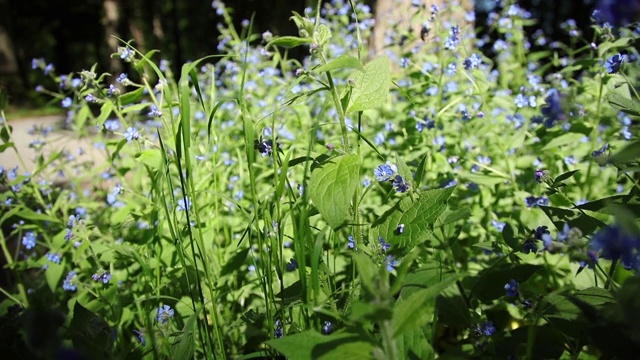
[{"x1": 2, "y1": 0, "x2": 640, "y2": 359}]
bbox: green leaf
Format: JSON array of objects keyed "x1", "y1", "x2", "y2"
[
  {"x1": 266, "y1": 329, "x2": 377, "y2": 359},
  {"x1": 372, "y1": 187, "x2": 455, "y2": 252},
  {"x1": 470, "y1": 263, "x2": 542, "y2": 302},
  {"x1": 315, "y1": 55, "x2": 363, "y2": 73},
  {"x1": 552, "y1": 169, "x2": 579, "y2": 186},
  {"x1": 609, "y1": 140, "x2": 640, "y2": 163},
  {"x1": 135, "y1": 148, "x2": 163, "y2": 171},
  {"x1": 607, "y1": 93, "x2": 640, "y2": 117},
  {"x1": 347, "y1": 56, "x2": 390, "y2": 113},
  {"x1": 70, "y1": 301, "x2": 115, "y2": 359},
  {"x1": 119, "y1": 87, "x2": 145, "y2": 106},
  {"x1": 220, "y1": 247, "x2": 250, "y2": 276},
  {"x1": 16, "y1": 208, "x2": 61, "y2": 225},
  {"x1": 459, "y1": 172, "x2": 506, "y2": 187},
  {"x1": 308, "y1": 154, "x2": 361, "y2": 229},
  {"x1": 502, "y1": 223, "x2": 519, "y2": 250},
  {"x1": 171, "y1": 313, "x2": 196, "y2": 360},
  {"x1": 0, "y1": 125, "x2": 11, "y2": 143},
  {"x1": 399, "y1": 328, "x2": 433, "y2": 359},
  {"x1": 45, "y1": 260, "x2": 65, "y2": 293},
  {"x1": 267, "y1": 36, "x2": 313, "y2": 48},
  {"x1": 542, "y1": 132, "x2": 586, "y2": 150},
  {"x1": 392, "y1": 274, "x2": 462, "y2": 337},
  {"x1": 543, "y1": 287, "x2": 614, "y2": 321},
  {"x1": 313, "y1": 24, "x2": 332, "y2": 47}
]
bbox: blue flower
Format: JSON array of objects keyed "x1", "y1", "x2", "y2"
[
  {"x1": 274, "y1": 320, "x2": 284, "y2": 338},
  {"x1": 156, "y1": 305, "x2": 174, "y2": 324},
  {"x1": 124, "y1": 127, "x2": 140, "y2": 142},
  {"x1": 133, "y1": 330, "x2": 146, "y2": 346},
  {"x1": 322, "y1": 321, "x2": 333, "y2": 335},
  {"x1": 385, "y1": 255, "x2": 398, "y2": 272},
  {"x1": 463, "y1": 54, "x2": 482, "y2": 70},
  {"x1": 392, "y1": 175, "x2": 410, "y2": 193},
  {"x1": 591, "y1": 225, "x2": 640, "y2": 271},
  {"x1": 286, "y1": 258, "x2": 298, "y2": 272},
  {"x1": 374, "y1": 164, "x2": 395, "y2": 182},
  {"x1": 604, "y1": 53, "x2": 625, "y2": 74},
  {"x1": 396, "y1": 224, "x2": 405, "y2": 234},
  {"x1": 378, "y1": 236, "x2": 391, "y2": 252},
  {"x1": 104, "y1": 119, "x2": 120, "y2": 131},
  {"x1": 534, "y1": 169, "x2": 548, "y2": 183},
  {"x1": 591, "y1": 143, "x2": 610, "y2": 157},
  {"x1": 444, "y1": 25, "x2": 460, "y2": 50},
  {"x1": 46, "y1": 252, "x2": 61, "y2": 264},
  {"x1": 177, "y1": 196, "x2": 191, "y2": 211},
  {"x1": 480, "y1": 321, "x2": 496, "y2": 336},
  {"x1": 22, "y1": 231, "x2": 37, "y2": 249},
  {"x1": 92, "y1": 271, "x2": 112, "y2": 284},
  {"x1": 491, "y1": 220, "x2": 506, "y2": 232},
  {"x1": 62, "y1": 271, "x2": 78, "y2": 291},
  {"x1": 347, "y1": 235, "x2": 357, "y2": 251},
  {"x1": 504, "y1": 279, "x2": 519, "y2": 297},
  {"x1": 540, "y1": 89, "x2": 565, "y2": 127},
  {"x1": 61, "y1": 97, "x2": 73, "y2": 108}
]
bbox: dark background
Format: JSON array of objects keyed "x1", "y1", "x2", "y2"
[{"x1": 0, "y1": 0, "x2": 633, "y2": 107}]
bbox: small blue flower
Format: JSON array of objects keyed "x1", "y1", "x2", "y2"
[
  {"x1": 156, "y1": 305, "x2": 174, "y2": 324},
  {"x1": 347, "y1": 235, "x2": 357, "y2": 251},
  {"x1": 541, "y1": 89, "x2": 565, "y2": 127},
  {"x1": 504, "y1": 279, "x2": 519, "y2": 297},
  {"x1": 46, "y1": 252, "x2": 61, "y2": 264},
  {"x1": 177, "y1": 196, "x2": 192, "y2": 211},
  {"x1": 392, "y1": 175, "x2": 410, "y2": 193},
  {"x1": 274, "y1": 320, "x2": 284, "y2": 338},
  {"x1": 124, "y1": 127, "x2": 140, "y2": 142},
  {"x1": 591, "y1": 225, "x2": 640, "y2": 271},
  {"x1": 491, "y1": 220, "x2": 506, "y2": 232},
  {"x1": 480, "y1": 321, "x2": 496, "y2": 336},
  {"x1": 379, "y1": 236, "x2": 391, "y2": 252},
  {"x1": 322, "y1": 321, "x2": 333, "y2": 335},
  {"x1": 286, "y1": 258, "x2": 298, "y2": 272},
  {"x1": 444, "y1": 25, "x2": 460, "y2": 50},
  {"x1": 22, "y1": 231, "x2": 37, "y2": 249},
  {"x1": 62, "y1": 271, "x2": 78, "y2": 291},
  {"x1": 604, "y1": 53, "x2": 625, "y2": 74},
  {"x1": 385, "y1": 255, "x2": 398, "y2": 272},
  {"x1": 133, "y1": 330, "x2": 146, "y2": 346},
  {"x1": 591, "y1": 143, "x2": 610, "y2": 157},
  {"x1": 374, "y1": 164, "x2": 395, "y2": 182},
  {"x1": 61, "y1": 97, "x2": 73, "y2": 108},
  {"x1": 396, "y1": 224, "x2": 405, "y2": 234},
  {"x1": 463, "y1": 54, "x2": 482, "y2": 70}
]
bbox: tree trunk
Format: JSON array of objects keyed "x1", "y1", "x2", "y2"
[
  {"x1": 370, "y1": 0, "x2": 473, "y2": 57},
  {"x1": 0, "y1": 24, "x2": 19, "y2": 78},
  {"x1": 127, "y1": 0, "x2": 146, "y2": 55},
  {"x1": 102, "y1": 0, "x2": 122, "y2": 76}
]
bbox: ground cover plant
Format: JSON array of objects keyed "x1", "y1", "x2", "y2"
[{"x1": 1, "y1": 0, "x2": 640, "y2": 358}]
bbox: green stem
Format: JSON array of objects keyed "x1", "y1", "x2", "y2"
[{"x1": 319, "y1": 53, "x2": 351, "y2": 153}]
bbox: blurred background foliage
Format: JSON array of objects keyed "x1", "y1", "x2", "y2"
[{"x1": 0, "y1": 0, "x2": 636, "y2": 108}]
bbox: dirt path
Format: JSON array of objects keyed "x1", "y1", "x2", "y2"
[{"x1": 0, "y1": 116, "x2": 107, "y2": 180}]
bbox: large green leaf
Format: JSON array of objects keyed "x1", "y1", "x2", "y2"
[
  {"x1": 607, "y1": 93, "x2": 640, "y2": 117},
  {"x1": 316, "y1": 55, "x2": 363, "y2": 73},
  {"x1": 171, "y1": 313, "x2": 197, "y2": 360},
  {"x1": 372, "y1": 187, "x2": 455, "y2": 252},
  {"x1": 346, "y1": 56, "x2": 390, "y2": 113},
  {"x1": 469, "y1": 263, "x2": 542, "y2": 302},
  {"x1": 541, "y1": 132, "x2": 586, "y2": 150},
  {"x1": 70, "y1": 301, "x2": 115, "y2": 359},
  {"x1": 266, "y1": 329, "x2": 377, "y2": 359},
  {"x1": 392, "y1": 273, "x2": 462, "y2": 337},
  {"x1": 308, "y1": 154, "x2": 361, "y2": 229}
]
